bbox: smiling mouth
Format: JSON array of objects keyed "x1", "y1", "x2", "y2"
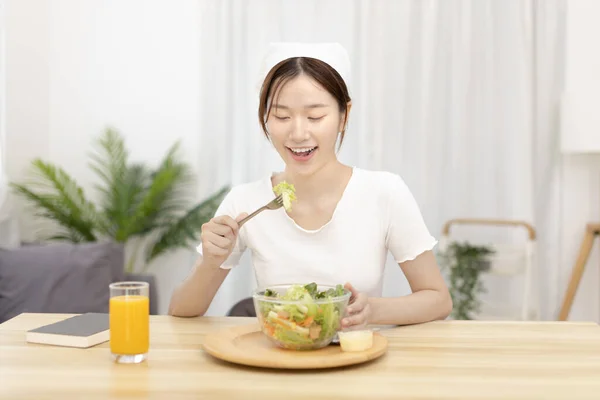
[{"x1": 287, "y1": 146, "x2": 317, "y2": 156}]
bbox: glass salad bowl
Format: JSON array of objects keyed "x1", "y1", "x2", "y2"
[{"x1": 252, "y1": 283, "x2": 351, "y2": 351}]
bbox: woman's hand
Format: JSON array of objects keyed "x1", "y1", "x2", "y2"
[
  {"x1": 200, "y1": 213, "x2": 247, "y2": 268},
  {"x1": 341, "y1": 283, "x2": 371, "y2": 329}
]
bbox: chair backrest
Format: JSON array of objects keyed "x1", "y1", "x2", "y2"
[
  {"x1": 439, "y1": 218, "x2": 538, "y2": 320},
  {"x1": 486, "y1": 242, "x2": 534, "y2": 276},
  {"x1": 226, "y1": 297, "x2": 256, "y2": 317}
]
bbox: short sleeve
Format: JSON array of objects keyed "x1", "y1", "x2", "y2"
[
  {"x1": 385, "y1": 174, "x2": 437, "y2": 263},
  {"x1": 195, "y1": 187, "x2": 247, "y2": 269}
]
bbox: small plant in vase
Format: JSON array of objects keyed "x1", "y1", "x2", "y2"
[{"x1": 438, "y1": 241, "x2": 494, "y2": 320}]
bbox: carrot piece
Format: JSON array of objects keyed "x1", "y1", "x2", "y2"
[{"x1": 299, "y1": 316, "x2": 314, "y2": 327}]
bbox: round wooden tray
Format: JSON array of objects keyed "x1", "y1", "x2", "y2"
[{"x1": 202, "y1": 323, "x2": 388, "y2": 369}]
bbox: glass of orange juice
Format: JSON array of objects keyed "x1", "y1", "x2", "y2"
[{"x1": 109, "y1": 281, "x2": 150, "y2": 364}]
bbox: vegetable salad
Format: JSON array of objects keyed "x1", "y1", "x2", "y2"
[
  {"x1": 272, "y1": 181, "x2": 297, "y2": 212},
  {"x1": 256, "y1": 283, "x2": 348, "y2": 350}
]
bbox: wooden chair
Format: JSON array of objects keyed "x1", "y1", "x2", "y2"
[
  {"x1": 440, "y1": 218, "x2": 538, "y2": 320},
  {"x1": 558, "y1": 223, "x2": 600, "y2": 320},
  {"x1": 226, "y1": 297, "x2": 256, "y2": 317}
]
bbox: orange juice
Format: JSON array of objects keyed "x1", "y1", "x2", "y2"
[{"x1": 109, "y1": 295, "x2": 149, "y2": 355}]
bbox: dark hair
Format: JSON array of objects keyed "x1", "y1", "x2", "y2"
[{"x1": 258, "y1": 57, "x2": 351, "y2": 148}]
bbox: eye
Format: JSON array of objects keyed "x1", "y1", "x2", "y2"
[
  {"x1": 274, "y1": 115, "x2": 290, "y2": 121},
  {"x1": 308, "y1": 116, "x2": 325, "y2": 121}
]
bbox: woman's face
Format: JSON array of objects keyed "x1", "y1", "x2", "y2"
[{"x1": 266, "y1": 73, "x2": 347, "y2": 177}]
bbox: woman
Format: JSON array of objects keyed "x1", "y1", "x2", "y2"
[{"x1": 169, "y1": 43, "x2": 452, "y2": 328}]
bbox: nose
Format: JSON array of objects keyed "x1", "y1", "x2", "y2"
[{"x1": 289, "y1": 118, "x2": 310, "y2": 142}]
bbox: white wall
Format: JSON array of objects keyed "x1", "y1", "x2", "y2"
[
  {"x1": 560, "y1": 156, "x2": 600, "y2": 321},
  {"x1": 0, "y1": 0, "x2": 20, "y2": 249},
  {"x1": 561, "y1": 0, "x2": 600, "y2": 153},
  {"x1": 557, "y1": 0, "x2": 600, "y2": 322},
  {"x1": 5, "y1": 0, "x2": 203, "y2": 314}
]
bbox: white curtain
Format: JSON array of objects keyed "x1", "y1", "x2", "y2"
[{"x1": 195, "y1": 0, "x2": 565, "y2": 319}]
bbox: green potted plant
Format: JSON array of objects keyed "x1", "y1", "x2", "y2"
[
  {"x1": 438, "y1": 241, "x2": 494, "y2": 320},
  {"x1": 10, "y1": 128, "x2": 229, "y2": 313}
]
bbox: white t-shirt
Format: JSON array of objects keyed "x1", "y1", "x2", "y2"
[{"x1": 199, "y1": 167, "x2": 437, "y2": 297}]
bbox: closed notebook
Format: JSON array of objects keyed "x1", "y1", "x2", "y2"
[{"x1": 26, "y1": 313, "x2": 109, "y2": 348}]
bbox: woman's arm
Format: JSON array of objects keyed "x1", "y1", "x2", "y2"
[
  {"x1": 368, "y1": 250, "x2": 453, "y2": 325},
  {"x1": 168, "y1": 212, "x2": 246, "y2": 317},
  {"x1": 168, "y1": 257, "x2": 230, "y2": 317}
]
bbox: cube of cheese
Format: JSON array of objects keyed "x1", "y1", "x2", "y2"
[{"x1": 338, "y1": 330, "x2": 373, "y2": 352}]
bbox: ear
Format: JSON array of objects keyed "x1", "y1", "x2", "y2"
[{"x1": 339, "y1": 100, "x2": 352, "y2": 132}]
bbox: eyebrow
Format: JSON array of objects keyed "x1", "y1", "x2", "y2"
[{"x1": 272, "y1": 103, "x2": 329, "y2": 110}]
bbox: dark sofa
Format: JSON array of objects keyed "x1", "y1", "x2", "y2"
[{"x1": 0, "y1": 241, "x2": 158, "y2": 323}]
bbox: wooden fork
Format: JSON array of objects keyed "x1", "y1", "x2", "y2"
[{"x1": 238, "y1": 195, "x2": 284, "y2": 227}]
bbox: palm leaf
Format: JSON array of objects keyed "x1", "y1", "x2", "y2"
[
  {"x1": 46, "y1": 233, "x2": 84, "y2": 242},
  {"x1": 103, "y1": 163, "x2": 151, "y2": 240},
  {"x1": 88, "y1": 128, "x2": 134, "y2": 237},
  {"x1": 144, "y1": 185, "x2": 230, "y2": 263},
  {"x1": 9, "y1": 159, "x2": 99, "y2": 242},
  {"x1": 9, "y1": 187, "x2": 86, "y2": 243},
  {"x1": 88, "y1": 127, "x2": 128, "y2": 189},
  {"x1": 119, "y1": 141, "x2": 195, "y2": 240}
]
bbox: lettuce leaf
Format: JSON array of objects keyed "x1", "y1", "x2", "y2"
[{"x1": 272, "y1": 181, "x2": 297, "y2": 211}]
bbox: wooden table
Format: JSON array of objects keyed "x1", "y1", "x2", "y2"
[{"x1": 2, "y1": 314, "x2": 600, "y2": 399}]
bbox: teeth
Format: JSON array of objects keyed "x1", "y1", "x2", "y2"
[{"x1": 290, "y1": 147, "x2": 316, "y2": 154}]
